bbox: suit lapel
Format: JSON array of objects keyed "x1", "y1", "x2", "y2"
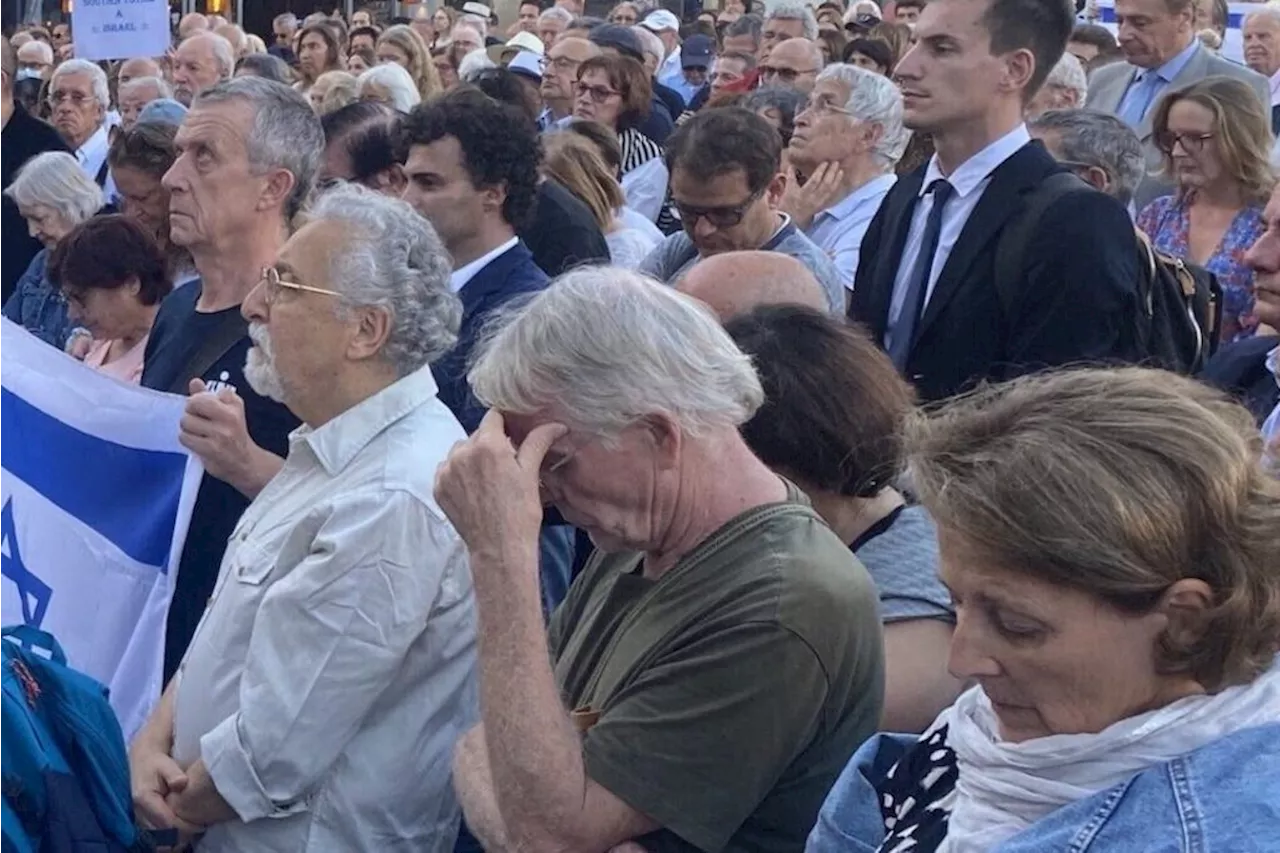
[
  {"x1": 864, "y1": 168, "x2": 925, "y2": 339},
  {"x1": 915, "y1": 144, "x2": 1044, "y2": 342}
]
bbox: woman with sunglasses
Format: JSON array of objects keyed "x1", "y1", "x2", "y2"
[
  {"x1": 571, "y1": 54, "x2": 669, "y2": 224},
  {"x1": 1138, "y1": 77, "x2": 1275, "y2": 342}
]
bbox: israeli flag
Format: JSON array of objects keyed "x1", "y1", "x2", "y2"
[{"x1": 1, "y1": 318, "x2": 202, "y2": 738}]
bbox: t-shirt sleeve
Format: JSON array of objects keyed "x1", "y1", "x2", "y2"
[{"x1": 582, "y1": 621, "x2": 830, "y2": 853}]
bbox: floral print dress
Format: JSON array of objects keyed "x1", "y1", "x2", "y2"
[{"x1": 1137, "y1": 194, "x2": 1264, "y2": 343}]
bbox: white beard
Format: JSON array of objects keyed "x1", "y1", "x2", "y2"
[{"x1": 244, "y1": 323, "x2": 287, "y2": 403}]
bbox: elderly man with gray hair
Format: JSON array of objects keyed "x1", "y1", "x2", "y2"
[
  {"x1": 436, "y1": 268, "x2": 884, "y2": 853},
  {"x1": 130, "y1": 183, "x2": 478, "y2": 852},
  {"x1": 760, "y1": 0, "x2": 819, "y2": 60},
  {"x1": 117, "y1": 75, "x2": 172, "y2": 130},
  {"x1": 785, "y1": 63, "x2": 909, "y2": 292},
  {"x1": 48, "y1": 59, "x2": 112, "y2": 189},
  {"x1": 1029, "y1": 108, "x2": 1146, "y2": 211},
  {"x1": 1026, "y1": 51, "x2": 1088, "y2": 119}
]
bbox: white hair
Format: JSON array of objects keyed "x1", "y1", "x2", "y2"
[
  {"x1": 631, "y1": 25, "x2": 666, "y2": 64},
  {"x1": 764, "y1": 0, "x2": 819, "y2": 40},
  {"x1": 459, "y1": 14, "x2": 489, "y2": 38},
  {"x1": 182, "y1": 31, "x2": 236, "y2": 79},
  {"x1": 308, "y1": 184, "x2": 461, "y2": 375},
  {"x1": 1044, "y1": 52, "x2": 1087, "y2": 104},
  {"x1": 16, "y1": 40, "x2": 53, "y2": 65},
  {"x1": 458, "y1": 48, "x2": 497, "y2": 81},
  {"x1": 539, "y1": 6, "x2": 575, "y2": 27},
  {"x1": 357, "y1": 63, "x2": 421, "y2": 113},
  {"x1": 817, "y1": 63, "x2": 910, "y2": 165},
  {"x1": 51, "y1": 59, "x2": 109, "y2": 110},
  {"x1": 1244, "y1": 3, "x2": 1280, "y2": 28},
  {"x1": 194, "y1": 77, "x2": 323, "y2": 219},
  {"x1": 469, "y1": 267, "x2": 765, "y2": 438},
  {"x1": 119, "y1": 75, "x2": 173, "y2": 101},
  {"x1": 4, "y1": 151, "x2": 104, "y2": 226}
]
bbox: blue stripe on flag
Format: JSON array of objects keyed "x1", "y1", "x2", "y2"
[{"x1": 0, "y1": 388, "x2": 187, "y2": 570}]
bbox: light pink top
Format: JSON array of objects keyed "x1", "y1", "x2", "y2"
[{"x1": 83, "y1": 336, "x2": 148, "y2": 384}]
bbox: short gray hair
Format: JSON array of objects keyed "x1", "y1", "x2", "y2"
[
  {"x1": 764, "y1": 1, "x2": 819, "y2": 40},
  {"x1": 469, "y1": 268, "x2": 765, "y2": 437},
  {"x1": 199, "y1": 32, "x2": 236, "y2": 78},
  {"x1": 4, "y1": 151, "x2": 104, "y2": 225},
  {"x1": 1044, "y1": 52, "x2": 1087, "y2": 103},
  {"x1": 539, "y1": 6, "x2": 575, "y2": 27},
  {"x1": 357, "y1": 63, "x2": 421, "y2": 112},
  {"x1": 631, "y1": 24, "x2": 665, "y2": 64},
  {"x1": 51, "y1": 59, "x2": 109, "y2": 110},
  {"x1": 309, "y1": 184, "x2": 460, "y2": 374},
  {"x1": 1028, "y1": 109, "x2": 1144, "y2": 206},
  {"x1": 120, "y1": 75, "x2": 173, "y2": 101},
  {"x1": 818, "y1": 63, "x2": 910, "y2": 165},
  {"x1": 273, "y1": 12, "x2": 299, "y2": 30},
  {"x1": 458, "y1": 48, "x2": 497, "y2": 81},
  {"x1": 193, "y1": 77, "x2": 323, "y2": 219},
  {"x1": 1244, "y1": 3, "x2": 1280, "y2": 28}
]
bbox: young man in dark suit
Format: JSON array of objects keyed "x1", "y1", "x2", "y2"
[{"x1": 849, "y1": 0, "x2": 1145, "y2": 403}]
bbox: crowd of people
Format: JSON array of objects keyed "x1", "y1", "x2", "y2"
[{"x1": 2, "y1": 0, "x2": 1279, "y2": 851}]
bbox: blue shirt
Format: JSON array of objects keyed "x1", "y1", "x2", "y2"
[
  {"x1": 1117, "y1": 40, "x2": 1201, "y2": 124},
  {"x1": 807, "y1": 173, "x2": 897, "y2": 292}
]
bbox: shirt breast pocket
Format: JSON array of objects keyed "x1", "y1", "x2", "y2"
[{"x1": 230, "y1": 542, "x2": 275, "y2": 587}]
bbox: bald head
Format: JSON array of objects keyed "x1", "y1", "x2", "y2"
[
  {"x1": 178, "y1": 13, "x2": 210, "y2": 39},
  {"x1": 171, "y1": 32, "x2": 234, "y2": 106},
  {"x1": 118, "y1": 56, "x2": 162, "y2": 86},
  {"x1": 677, "y1": 251, "x2": 828, "y2": 321},
  {"x1": 764, "y1": 38, "x2": 823, "y2": 93}
]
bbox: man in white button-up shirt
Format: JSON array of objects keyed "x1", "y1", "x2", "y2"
[
  {"x1": 128, "y1": 184, "x2": 478, "y2": 853},
  {"x1": 47, "y1": 59, "x2": 112, "y2": 195},
  {"x1": 785, "y1": 63, "x2": 907, "y2": 296}
]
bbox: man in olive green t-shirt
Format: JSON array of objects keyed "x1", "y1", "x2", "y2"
[{"x1": 434, "y1": 271, "x2": 885, "y2": 853}]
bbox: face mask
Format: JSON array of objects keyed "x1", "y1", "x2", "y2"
[{"x1": 16, "y1": 68, "x2": 43, "y2": 81}]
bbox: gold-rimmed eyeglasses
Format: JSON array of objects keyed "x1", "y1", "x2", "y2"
[{"x1": 259, "y1": 266, "x2": 343, "y2": 306}]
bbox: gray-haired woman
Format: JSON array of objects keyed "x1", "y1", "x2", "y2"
[{"x1": 3, "y1": 150, "x2": 106, "y2": 349}]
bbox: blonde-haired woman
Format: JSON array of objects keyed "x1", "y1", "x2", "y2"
[
  {"x1": 1138, "y1": 76, "x2": 1275, "y2": 342},
  {"x1": 543, "y1": 131, "x2": 662, "y2": 269},
  {"x1": 376, "y1": 24, "x2": 442, "y2": 102}
]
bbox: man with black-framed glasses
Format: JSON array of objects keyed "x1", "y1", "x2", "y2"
[
  {"x1": 1029, "y1": 108, "x2": 1146, "y2": 212},
  {"x1": 638, "y1": 106, "x2": 846, "y2": 311}
]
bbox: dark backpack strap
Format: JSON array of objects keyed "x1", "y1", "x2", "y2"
[
  {"x1": 95, "y1": 158, "x2": 110, "y2": 188},
  {"x1": 992, "y1": 171, "x2": 1092, "y2": 316},
  {"x1": 165, "y1": 313, "x2": 247, "y2": 395}
]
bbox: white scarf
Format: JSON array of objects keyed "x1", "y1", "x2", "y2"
[{"x1": 937, "y1": 658, "x2": 1280, "y2": 852}]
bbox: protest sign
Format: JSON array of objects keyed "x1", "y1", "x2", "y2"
[
  {"x1": 72, "y1": 0, "x2": 170, "y2": 62},
  {"x1": 1, "y1": 319, "x2": 202, "y2": 738}
]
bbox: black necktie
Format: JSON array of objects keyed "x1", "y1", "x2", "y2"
[{"x1": 889, "y1": 179, "x2": 955, "y2": 369}]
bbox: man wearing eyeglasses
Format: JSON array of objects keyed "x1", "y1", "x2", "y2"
[
  {"x1": 47, "y1": 59, "x2": 113, "y2": 195},
  {"x1": 784, "y1": 64, "x2": 907, "y2": 297},
  {"x1": 130, "y1": 182, "x2": 479, "y2": 853},
  {"x1": 639, "y1": 107, "x2": 846, "y2": 312},
  {"x1": 759, "y1": 37, "x2": 823, "y2": 94},
  {"x1": 538, "y1": 36, "x2": 600, "y2": 129}
]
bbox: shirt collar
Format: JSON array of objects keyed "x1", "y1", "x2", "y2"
[
  {"x1": 1268, "y1": 345, "x2": 1279, "y2": 388},
  {"x1": 819, "y1": 173, "x2": 897, "y2": 221},
  {"x1": 920, "y1": 124, "x2": 1031, "y2": 200},
  {"x1": 449, "y1": 236, "x2": 519, "y2": 293},
  {"x1": 1270, "y1": 70, "x2": 1280, "y2": 103},
  {"x1": 77, "y1": 122, "x2": 109, "y2": 164},
  {"x1": 296, "y1": 366, "x2": 443, "y2": 476},
  {"x1": 1147, "y1": 39, "x2": 1201, "y2": 85}
]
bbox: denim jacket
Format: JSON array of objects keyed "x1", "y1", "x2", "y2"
[
  {"x1": 807, "y1": 723, "x2": 1280, "y2": 852},
  {"x1": 2, "y1": 249, "x2": 73, "y2": 349}
]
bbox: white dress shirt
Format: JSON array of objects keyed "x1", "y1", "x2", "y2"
[
  {"x1": 450, "y1": 236, "x2": 518, "y2": 293},
  {"x1": 76, "y1": 122, "x2": 115, "y2": 198},
  {"x1": 886, "y1": 124, "x2": 1031, "y2": 345},
  {"x1": 1270, "y1": 69, "x2": 1280, "y2": 107},
  {"x1": 807, "y1": 173, "x2": 897, "y2": 290},
  {"x1": 620, "y1": 156, "x2": 671, "y2": 223},
  {"x1": 172, "y1": 367, "x2": 478, "y2": 853}
]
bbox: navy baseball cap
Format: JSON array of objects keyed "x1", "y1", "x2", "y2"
[{"x1": 682, "y1": 34, "x2": 714, "y2": 70}]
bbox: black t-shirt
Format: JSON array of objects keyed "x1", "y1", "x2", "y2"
[
  {"x1": 520, "y1": 180, "x2": 611, "y2": 276},
  {"x1": 3, "y1": 105, "x2": 70, "y2": 303},
  {"x1": 141, "y1": 281, "x2": 300, "y2": 681}
]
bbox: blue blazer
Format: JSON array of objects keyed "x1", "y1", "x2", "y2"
[{"x1": 433, "y1": 240, "x2": 549, "y2": 435}]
